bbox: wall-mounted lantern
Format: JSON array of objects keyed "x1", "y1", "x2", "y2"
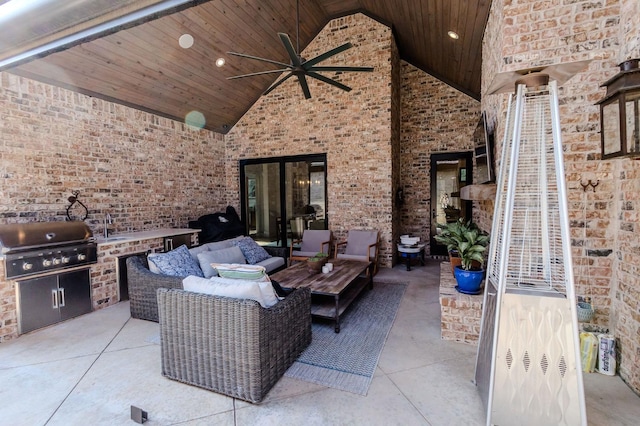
[{"x1": 598, "y1": 59, "x2": 640, "y2": 159}]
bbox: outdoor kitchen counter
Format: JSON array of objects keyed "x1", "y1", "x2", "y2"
[{"x1": 95, "y1": 228, "x2": 200, "y2": 246}]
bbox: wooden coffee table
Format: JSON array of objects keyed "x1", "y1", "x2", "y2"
[{"x1": 271, "y1": 258, "x2": 373, "y2": 333}]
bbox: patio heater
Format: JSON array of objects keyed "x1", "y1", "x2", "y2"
[{"x1": 474, "y1": 61, "x2": 591, "y2": 426}]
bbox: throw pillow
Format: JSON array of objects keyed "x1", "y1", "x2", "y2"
[
  {"x1": 182, "y1": 275, "x2": 279, "y2": 308},
  {"x1": 213, "y1": 263, "x2": 267, "y2": 281},
  {"x1": 147, "y1": 245, "x2": 204, "y2": 278},
  {"x1": 197, "y1": 246, "x2": 246, "y2": 278},
  {"x1": 187, "y1": 244, "x2": 210, "y2": 262},
  {"x1": 233, "y1": 236, "x2": 271, "y2": 264},
  {"x1": 147, "y1": 253, "x2": 161, "y2": 274}
]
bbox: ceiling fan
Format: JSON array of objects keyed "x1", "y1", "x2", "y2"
[{"x1": 226, "y1": 0, "x2": 374, "y2": 99}]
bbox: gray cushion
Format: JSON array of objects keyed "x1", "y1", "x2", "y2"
[
  {"x1": 298, "y1": 229, "x2": 332, "y2": 254},
  {"x1": 188, "y1": 244, "x2": 210, "y2": 262},
  {"x1": 256, "y1": 256, "x2": 285, "y2": 273},
  {"x1": 197, "y1": 246, "x2": 246, "y2": 278},
  {"x1": 203, "y1": 236, "x2": 242, "y2": 252},
  {"x1": 345, "y1": 230, "x2": 378, "y2": 257},
  {"x1": 336, "y1": 253, "x2": 370, "y2": 263},
  {"x1": 291, "y1": 250, "x2": 322, "y2": 258}
]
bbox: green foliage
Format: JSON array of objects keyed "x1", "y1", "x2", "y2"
[
  {"x1": 435, "y1": 219, "x2": 489, "y2": 270},
  {"x1": 434, "y1": 218, "x2": 467, "y2": 253},
  {"x1": 455, "y1": 228, "x2": 489, "y2": 270},
  {"x1": 309, "y1": 252, "x2": 328, "y2": 262}
]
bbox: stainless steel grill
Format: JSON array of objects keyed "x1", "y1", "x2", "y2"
[
  {"x1": 0, "y1": 221, "x2": 97, "y2": 334},
  {"x1": 0, "y1": 221, "x2": 96, "y2": 279}
]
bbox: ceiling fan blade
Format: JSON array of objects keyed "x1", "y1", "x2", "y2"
[
  {"x1": 297, "y1": 74, "x2": 311, "y2": 99},
  {"x1": 307, "y1": 72, "x2": 352, "y2": 92},
  {"x1": 310, "y1": 66, "x2": 374, "y2": 73},
  {"x1": 303, "y1": 42, "x2": 353, "y2": 68},
  {"x1": 263, "y1": 72, "x2": 294, "y2": 96},
  {"x1": 278, "y1": 33, "x2": 301, "y2": 66},
  {"x1": 227, "y1": 51, "x2": 292, "y2": 68},
  {"x1": 227, "y1": 69, "x2": 289, "y2": 80}
]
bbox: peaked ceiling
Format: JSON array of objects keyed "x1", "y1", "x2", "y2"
[{"x1": 0, "y1": 0, "x2": 491, "y2": 133}]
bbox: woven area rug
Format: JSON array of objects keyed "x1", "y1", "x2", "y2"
[{"x1": 285, "y1": 280, "x2": 407, "y2": 395}]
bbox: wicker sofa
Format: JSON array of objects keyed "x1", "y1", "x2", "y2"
[
  {"x1": 157, "y1": 286, "x2": 311, "y2": 403},
  {"x1": 127, "y1": 255, "x2": 183, "y2": 322},
  {"x1": 126, "y1": 240, "x2": 286, "y2": 322}
]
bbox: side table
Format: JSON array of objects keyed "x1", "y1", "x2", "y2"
[{"x1": 397, "y1": 243, "x2": 426, "y2": 271}]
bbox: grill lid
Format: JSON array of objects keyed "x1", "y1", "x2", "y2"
[{"x1": 0, "y1": 221, "x2": 93, "y2": 253}]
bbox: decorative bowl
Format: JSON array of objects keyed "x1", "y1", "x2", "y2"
[
  {"x1": 307, "y1": 257, "x2": 328, "y2": 274},
  {"x1": 400, "y1": 236, "x2": 420, "y2": 245}
]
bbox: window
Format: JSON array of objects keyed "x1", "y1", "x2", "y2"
[{"x1": 240, "y1": 154, "x2": 327, "y2": 247}]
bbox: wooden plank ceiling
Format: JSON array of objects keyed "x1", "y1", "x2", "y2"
[{"x1": 0, "y1": 0, "x2": 491, "y2": 133}]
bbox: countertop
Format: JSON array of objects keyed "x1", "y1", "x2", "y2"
[{"x1": 95, "y1": 228, "x2": 200, "y2": 245}]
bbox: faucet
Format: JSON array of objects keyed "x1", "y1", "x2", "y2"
[{"x1": 104, "y1": 213, "x2": 112, "y2": 238}]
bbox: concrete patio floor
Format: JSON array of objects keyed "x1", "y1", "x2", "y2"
[{"x1": 1, "y1": 260, "x2": 639, "y2": 425}]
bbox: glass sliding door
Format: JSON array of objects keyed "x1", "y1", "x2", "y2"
[
  {"x1": 241, "y1": 161, "x2": 281, "y2": 243},
  {"x1": 240, "y1": 154, "x2": 327, "y2": 248}
]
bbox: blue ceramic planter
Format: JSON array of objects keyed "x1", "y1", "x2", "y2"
[{"x1": 454, "y1": 266, "x2": 484, "y2": 294}]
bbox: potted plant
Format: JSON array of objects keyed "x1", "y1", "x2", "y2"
[
  {"x1": 435, "y1": 218, "x2": 470, "y2": 274},
  {"x1": 452, "y1": 226, "x2": 489, "y2": 294},
  {"x1": 307, "y1": 252, "x2": 329, "y2": 273}
]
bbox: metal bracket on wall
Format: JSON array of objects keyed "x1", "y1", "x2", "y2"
[{"x1": 579, "y1": 179, "x2": 599, "y2": 192}]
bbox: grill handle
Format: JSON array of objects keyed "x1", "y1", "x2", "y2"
[
  {"x1": 52, "y1": 289, "x2": 59, "y2": 309},
  {"x1": 58, "y1": 288, "x2": 66, "y2": 307}
]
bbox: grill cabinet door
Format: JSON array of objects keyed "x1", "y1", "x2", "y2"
[
  {"x1": 17, "y1": 275, "x2": 60, "y2": 334},
  {"x1": 58, "y1": 269, "x2": 92, "y2": 321},
  {"x1": 17, "y1": 269, "x2": 92, "y2": 334}
]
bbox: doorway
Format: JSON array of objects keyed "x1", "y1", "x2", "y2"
[
  {"x1": 430, "y1": 152, "x2": 473, "y2": 256},
  {"x1": 240, "y1": 154, "x2": 327, "y2": 248}
]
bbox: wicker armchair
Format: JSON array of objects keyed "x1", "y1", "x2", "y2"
[
  {"x1": 157, "y1": 287, "x2": 311, "y2": 403},
  {"x1": 127, "y1": 255, "x2": 183, "y2": 322}
]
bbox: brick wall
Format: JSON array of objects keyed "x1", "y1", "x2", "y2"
[
  {"x1": 224, "y1": 14, "x2": 398, "y2": 267},
  {"x1": 482, "y1": 0, "x2": 640, "y2": 395},
  {"x1": 399, "y1": 63, "x2": 481, "y2": 251},
  {"x1": 0, "y1": 261, "x2": 13, "y2": 342},
  {"x1": 0, "y1": 73, "x2": 227, "y2": 231},
  {"x1": 615, "y1": 0, "x2": 640, "y2": 398},
  {"x1": 440, "y1": 262, "x2": 483, "y2": 345},
  {"x1": 0, "y1": 73, "x2": 227, "y2": 341}
]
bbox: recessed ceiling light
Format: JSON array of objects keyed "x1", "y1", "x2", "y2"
[
  {"x1": 448, "y1": 31, "x2": 459, "y2": 40},
  {"x1": 215, "y1": 57, "x2": 226, "y2": 67},
  {"x1": 178, "y1": 33, "x2": 194, "y2": 49}
]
